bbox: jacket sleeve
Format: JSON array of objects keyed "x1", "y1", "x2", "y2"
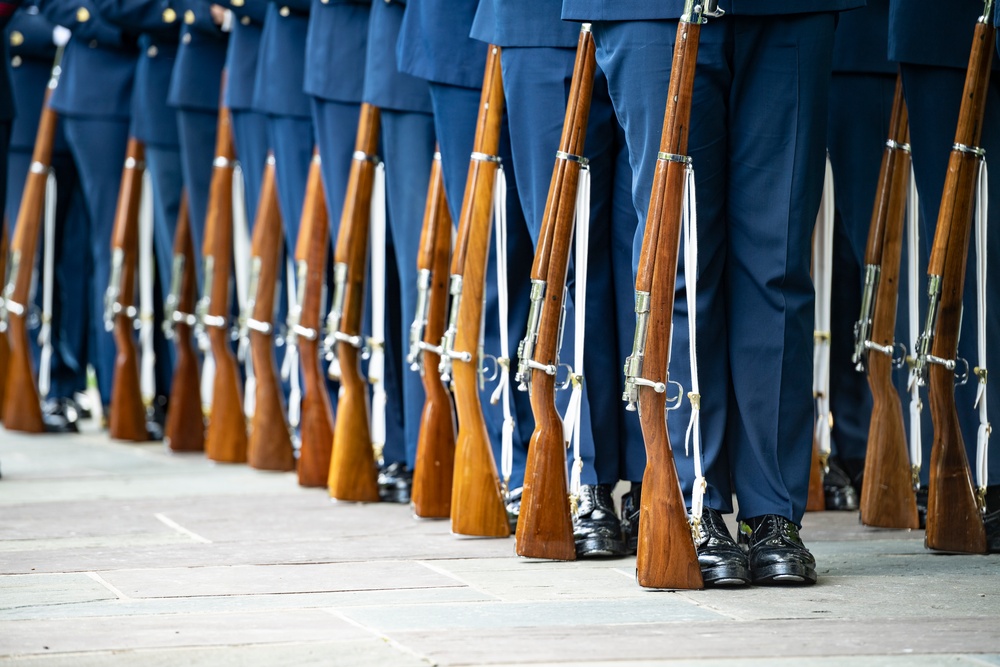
[{"x1": 39, "y1": 0, "x2": 132, "y2": 46}]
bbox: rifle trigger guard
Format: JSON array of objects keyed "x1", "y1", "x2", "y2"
[
  {"x1": 555, "y1": 363, "x2": 574, "y2": 391},
  {"x1": 891, "y1": 342, "x2": 907, "y2": 369},
  {"x1": 665, "y1": 379, "x2": 685, "y2": 411},
  {"x1": 479, "y1": 354, "x2": 499, "y2": 383},
  {"x1": 954, "y1": 357, "x2": 970, "y2": 386}
]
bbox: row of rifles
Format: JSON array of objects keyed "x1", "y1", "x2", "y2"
[{"x1": 1, "y1": 0, "x2": 995, "y2": 592}]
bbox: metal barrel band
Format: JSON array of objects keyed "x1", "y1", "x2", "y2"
[
  {"x1": 334, "y1": 330, "x2": 364, "y2": 349},
  {"x1": 885, "y1": 139, "x2": 912, "y2": 153},
  {"x1": 954, "y1": 143, "x2": 987, "y2": 158},
  {"x1": 201, "y1": 314, "x2": 228, "y2": 329},
  {"x1": 433, "y1": 151, "x2": 442, "y2": 162},
  {"x1": 172, "y1": 310, "x2": 198, "y2": 327},
  {"x1": 124, "y1": 157, "x2": 145, "y2": 170},
  {"x1": 657, "y1": 152, "x2": 693, "y2": 165},
  {"x1": 555, "y1": 150, "x2": 589, "y2": 166},
  {"x1": 352, "y1": 150, "x2": 381, "y2": 164},
  {"x1": 292, "y1": 324, "x2": 318, "y2": 341},
  {"x1": 30, "y1": 161, "x2": 48, "y2": 174},
  {"x1": 5, "y1": 299, "x2": 25, "y2": 316},
  {"x1": 470, "y1": 151, "x2": 502, "y2": 164},
  {"x1": 213, "y1": 156, "x2": 237, "y2": 168},
  {"x1": 246, "y1": 318, "x2": 272, "y2": 335}
]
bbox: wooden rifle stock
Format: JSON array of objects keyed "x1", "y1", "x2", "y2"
[
  {"x1": 106, "y1": 139, "x2": 149, "y2": 442},
  {"x1": 294, "y1": 152, "x2": 335, "y2": 488},
  {"x1": 246, "y1": 158, "x2": 295, "y2": 471},
  {"x1": 0, "y1": 217, "x2": 10, "y2": 422},
  {"x1": 920, "y1": 5, "x2": 993, "y2": 553},
  {"x1": 410, "y1": 150, "x2": 457, "y2": 518},
  {"x1": 201, "y1": 103, "x2": 248, "y2": 463},
  {"x1": 447, "y1": 46, "x2": 510, "y2": 537},
  {"x1": 857, "y1": 79, "x2": 919, "y2": 529},
  {"x1": 164, "y1": 193, "x2": 205, "y2": 451},
  {"x1": 623, "y1": 8, "x2": 704, "y2": 589},
  {"x1": 515, "y1": 27, "x2": 597, "y2": 560},
  {"x1": 2, "y1": 82, "x2": 60, "y2": 433},
  {"x1": 328, "y1": 103, "x2": 381, "y2": 502}
]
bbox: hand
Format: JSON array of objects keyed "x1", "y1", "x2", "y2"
[{"x1": 209, "y1": 3, "x2": 226, "y2": 25}]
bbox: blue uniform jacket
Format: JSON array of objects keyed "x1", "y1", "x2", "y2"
[
  {"x1": 304, "y1": 0, "x2": 367, "y2": 103},
  {"x1": 397, "y1": 0, "x2": 486, "y2": 88},
  {"x1": 889, "y1": 0, "x2": 991, "y2": 70},
  {"x1": 7, "y1": 4, "x2": 55, "y2": 139},
  {"x1": 252, "y1": 0, "x2": 310, "y2": 117},
  {"x1": 40, "y1": 0, "x2": 137, "y2": 119},
  {"x1": 561, "y1": 0, "x2": 861, "y2": 21},
  {"x1": 362, "y1": 0, "x2": 430, "y2": 113},
  {"x1": 0, "y1": 0, "x2": 18, "y2": 121},
  {"x1": 167, "y1": 0, "x2": 227, "y2": 111},
  {"x1": 222, "y1": 0, "x2": 265, "y2": 111},
  {"x1": 470, "y1": 0, "x2": 577, "y2": 48},
  {"x1": 833, "y1": 0, "x2": 893, "y2": 74}
]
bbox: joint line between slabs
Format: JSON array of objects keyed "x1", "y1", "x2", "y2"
[
  {"x1": 154, "y1": 513, "x2": 213, "y2": 543},
  {"x1": 321, "y1": 608, "x2": 432, "y2": 664},
  {"x1": 85, "y1": 572, "x2": 133, "y2": 601},
  {"x1": 415, "y1": 560, "x2": 502, "y2": 601}
]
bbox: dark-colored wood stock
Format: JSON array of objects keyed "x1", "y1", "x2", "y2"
[
  {"x1": 164, "y1": 194, "x2": 205, "y2": 452},
  {"x1": 296, "y1": 153, "x2": 335, "y2": 488},
  {"x1": 328, "y1": 104, "x2": 380, "y2": 502},
  {"x1": 633, "y1": 17, "x2": 704, "y2": 589},
  {"x1": 449, "y1": 46, "x2": 510, "y2": 538},
  {"x1": 806, "y1": 444, "x2": 825, "y2": 511},
  {"x1": 925, "y1": 14, "x2": 993, "y2": 554},
  {"x1": 2, "y1": 89, "x2": 58, "y2": 433},
  {"x1": 203, "y1": 104, "x2": 248, "y2": 464},
  {"x1": 247, "y1": 159, "x2": 295, "y2": 471},
  {"x1": 860, "y1": 79, "x2": 919, "y2": 529},
  {"x1": 0, "y1": 217, "x2": 10, "y2": 422},
  {"x1": 108, "y1": 139, "x2": 148, "y2": 442},
  {"x1": 411, "y1": 152, "x2": 457, "y2": 519},
  {"x1": 516, "y1": 28, "x2": 596, "y2": 561}
]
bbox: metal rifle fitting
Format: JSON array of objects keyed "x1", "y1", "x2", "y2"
[
  {"x1": 323, "y1": 262, "x2": 348, "y2": 361},
  {"x1": 407, "y1": 268, "x2": 431, "y2": 370},
  {"x1": 438, "y1": 274, "x2": 466, "y2": 383},
  {"x1": 515, "y1": 279, "x2": 546, "y2": 391}
]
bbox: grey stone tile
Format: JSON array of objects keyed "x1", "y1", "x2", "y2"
[
  {"x1": 0, "y1": 574, "x2": 115, "y2": 614},
  {"x1": 483, "y1": 658, "x2": 993, "y2": 667}
]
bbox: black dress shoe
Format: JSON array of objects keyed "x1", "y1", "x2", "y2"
[
  {"x1": 694, "y1": 507, "x2": 750, "y2": 586},
  {"x1": 378, "y1": 462, "x2": 413, "y2": 503},
  {"x1": 984, "y1": 509, "x2": 1000, "y2": 554},
  {"x1": 738, "y1": 514, "x2": 817, "y2": 585},
  {"x1": 145, "y1": 399, "x2": 167, "y2": 442},
  {"x1": 506, "y1": 486, "x2": 522, "y2": 533},
  {"x1": 573, "y1": 484, "x2": 626, "y2": 558},
  {"x1": 620, "y1": 483, "x2": 641, "y2": 556},
  {"x1": 824, "y1": 459, "x2": 858, "y2": 511},
  {"x1": 915, "y1": 487, "x2": 928, "y2": 529},
  {"x1": 41, "y1": 397, "x2": 81, "y2": 434}
]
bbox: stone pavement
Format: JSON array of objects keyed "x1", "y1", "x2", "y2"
[{"x1": 1, "y1": 424, "x2": 998, "y2": 666}]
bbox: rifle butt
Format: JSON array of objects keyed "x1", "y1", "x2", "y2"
[
  {"x1": 298, "y1": 381, "x2": 334, "y2": 487},
  {"x1": 451, "y1": 416, "x2": 510, "y2": 538},
  {"x1": 2, "y1": 318, "x2": 44, "y2": 433},
  {"x1": 806, "y1": 438, "x2": 825, "y2": 512},
  {"x1": 860, "y1": 386, "x2": 918, "y2": 529},
  {"x1": 926, "y1": 409, "x2": 986, "y2": 553},
  {"x1": 328, "y1": 353, "x2": 379, "y2": 502},
  {"x1": 164, "y1": 333, "x2": 204, "y2": 451},
  {"x1": 247, "y1": 335, "x2": 295, "y2": 472},
  {"x1": 109, "y1": 322, "x2": 148, "y2": 442},
  {"x1": 205, "y1": 339, "x2": 248, "y2": 463},
  {"x1": 411, "y1": 379, "x2": 456, "y2": 518},
  {"x1": 515, "y1": 419, "x2": 575, "y2": 560}
]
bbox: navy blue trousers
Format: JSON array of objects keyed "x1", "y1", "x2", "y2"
[
  {"x1": 231, "y1": 109, "x2": 270, "y2": 227},
  {"x1": 176, "y1": 108, "x2": 218, "y2": 287}
]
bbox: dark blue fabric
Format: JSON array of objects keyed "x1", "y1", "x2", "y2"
[
  {"x1": 230, "y1": 108, "x2": 269, "y2": 222},
  {"x1": 833, "y1": 0, "x2": 893, "y2": 74},
  {"x1": 252, "y1": 1, "x2": 311, "y2": 118},
  {"x1": 470, "y1": 0, "x2": 577, "y2": 48},
  {"x1": 311, "y1": 97, "x2": 359, "y2": 236},
  {"x1": 166, "y1": 0, "x2": 227, "y2": 112},
  {"x1": 265, "y1": 113, "x2": 312, "y2": 251},
  {"x1": 397, "y1": 0, "x2": 487, "y2": 88},
  {"x1": 562, "y1": 0, "x2": 861, "y2": 21},
  {"x1": 304, "y1": 0, "x2": 368, "y2": 103},
  {"x1": 222, "y1": 0, "x2": 264, "y2": 111},
  {"x1": 889, "y1": 0, "x2": 987, "y2": 69},
  {"x1": 6, "y1": 3, "x2": 57, "y2": 60},
  {"x1": 176, "y1": 106, "x2": 217, "y2": 282},
  {"x1": 361, "y1": 0, "x2": 430, "y2": 113}
]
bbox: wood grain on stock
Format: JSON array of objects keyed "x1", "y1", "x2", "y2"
[
  {"x1": 516, "y1": 29, "x2": 596, "y2": 561},
  {"x1": 860, "y1": 79, "x2": 918, "y2": 529},
  {"x1": 0, "y1": 218, "x2": 9, "y2": 422},
  {"x1": 450, "y1": 46, "x2": 510, "y2": 537},
  {"x1": 108, "y1": 139, "x2": 148, "y2": 442},
  {"x1": 806, "y1": 445, "x2": 825, "y2": 511},
  {"x1": 329, "y1": 104, "x2": 380, "y2": 502},
  {"x1": 247, "y1": 161, "x2": 295, "y2": 471},
  {"x1": 296, "y1": 154, "x2": 335, "y2": 487},
  {"x1": 204, "y1": 105, "x2": 248, "y2": 464},
  {"x1": 412, "y1": 153, "x2": 457, "y2": 518},
  {"x1": 925, "y1": 17, "x2": 994, "y2": 554},
  {"x1": 634, "y1": 19, "x2": 703, "y2": 589},
  {"x1": 2, "y1": 94, "x2": 58, "y2": 433},
  {"x1": 165, "y1": 194, "x2": 205, "y2": 452}
]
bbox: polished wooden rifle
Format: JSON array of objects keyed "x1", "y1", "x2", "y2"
[
  {"x1": 621, "y1": 0, "x2": 710, "y2": 589},
  {"x1": 292, "y1": 152, "x2": 334, "y2": 488},
  {"x1": 441, "y1": 46, "x2": 510, "y2": 537},
  {"x1": 243, "y1": 157, "x2": 295, "y2": 471},
  {"x1": 852, "y1": 78, "x2": 919, "y2": 529},
  {"x1": 514, "y1": 25, "x2": 596, "y2": 560},
  {"x1": 408, "y1": 149, "x2": 457, "y2": 518},
  {"x1": 197, "y1": 102, "x2": 248, "y2": 463},
  {"x1": 105, "y1": 138, "x2": 148, "y2": 441},
  {"x1": 326, "y1": 103, "x2": 381, "y2": 502},
  {"x1": 0, "y1": 218, "x2": 11, "y2": 422},
  {"x1": 913, "y1": 0, "x2": 994, "y2": 553},
  {"x1": 163, "y1": 193, "x2": 205, "y2": 451},
  {"x1": 2, "y1": 54, "x2": 62, "y2": 433}
]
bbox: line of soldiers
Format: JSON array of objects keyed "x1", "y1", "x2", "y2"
[{"x1": 2, "y1": 0, "x2": 999, "y2": 589}]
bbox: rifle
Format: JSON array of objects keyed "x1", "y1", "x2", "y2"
[
  {"x1": 292, "y1": 152, "x2": 334, "y2": 488},
  {"x1": 441, "y1": 46, "x2": 510, "y2": 537},
  {"x1": 913, "y1": 0, "x2": 994, "y2": 553},
  {"x1": 622, "y1": 0, "x2": 710, "y2": 589},
  {"x1": 197, "y1": 102, "x2": 248, "y2": 464},
  {"x1": 409, "y1": 149, "x2": 457, "y2": 518},
  {"x1": 0, "y1": 217, "x2": 10, "y2": 421},
  {"x1": 243, "y1": 157, "x2": 295, "y2": 471},
  {"x1": 105, "y1": 138, "x2": 148, "y2": 442},
  {"x1": 163, "y1": 193, "x2": 205, "y2": 451},
  {"x1": 2, "y1": 57, "x2": 62, "y2": 433},
  {"x1": 853, "y1": 78, "x2": 919, "y2": 529},
  {"x1": 326, "y1": 103, "x2": 381, "y2": 502},
  {"x1": 514, "y1": 26, "x2": 596, "y2": 560}
]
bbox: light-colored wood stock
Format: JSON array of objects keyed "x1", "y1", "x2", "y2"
[
  {"x1": 165, "y1": 194, "x2": 205, "y2": 452},
  {"x1": 296, "y1": 153, "x2": 335, "y2": 488},
  {"x1": 247, "y1": 160, "x2": 295, "y2": 471},
  {"x1": 328, "y1": 103, "x2": 380, "y2": 502},
  {"x1": 449, "y1": 46, "x2": 510, "y2": 538},
  {"x1": 412, "y1": 153, "x2": 457, "y2": 518}
]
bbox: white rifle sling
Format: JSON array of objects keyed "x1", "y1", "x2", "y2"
[
  {"x1": 812, "y1": 155, "x2": 835, "y2": 470},
  {"x1": 37, "y1": 168, "x2": 57, "y2": 398},
  {"x1": 487, "y1": 165, "x2": 515, "y2": 493},
  {"x1": 974, "y1": 158, "x2": 990, "y2": 503},
  {"x1": 283, "y1": 254, "x2": 302, "y2": 428},
  {"x1": 906, "y1": 167, "x2": 923, "y2": 485},
  {"x1": 232, "y1": 162, "x2": 255, "y2": 418},
  {"x1": 139, "y1": 169, "x2": 156, "y2": 407},
  {"x1": 368, "y1": 163, "x2": 387, "y2": 463},
  {"x1": 682, "y1": 163, "x2": 706, "y2": 523}
]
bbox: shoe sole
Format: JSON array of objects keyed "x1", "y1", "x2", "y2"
[
  {"x1": 702, "y1": 564, "x2": 751, "y2": 587},
  {"x1": 576, "y1": 536, "x2": 627, "y2": 559},
  {"x1": 751, "y1": 562, "x2": 817, "y2": 586}
]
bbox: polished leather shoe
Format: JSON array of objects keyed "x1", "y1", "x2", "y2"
[
  {"x1": 574, "y1": 484, "x2": 626, "y2": 558},
  {"x1": 378, "y1": 462, "x2": 413, "y2": 503},
  {"x1": 620, "y1": 483, "x2": 641, "y2": 555},
  {"x1": 824, "y1": 460, "x2": 858, "y2": 511},
  {"x1": 738, "y1": 514, "x2": 817, "y2": 585},
  {"x1": 694, "y1": 508, "x2": 750, "y2": 586},
  {"x1": 145, "y1": 400, "x2": 166, "y2": 442},
  {"x1": 985, "y1": 509, "x2": 1000, "y2": 554},
  {"x1": 915, "y1": 487, "x2": 928, "y2": 529},
  {"x1": 41, "y1": 397, "x2": 81, "y2": 434},
  {"x1": 506, "y1": 486, "x2": 522, "y2": 533}
]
